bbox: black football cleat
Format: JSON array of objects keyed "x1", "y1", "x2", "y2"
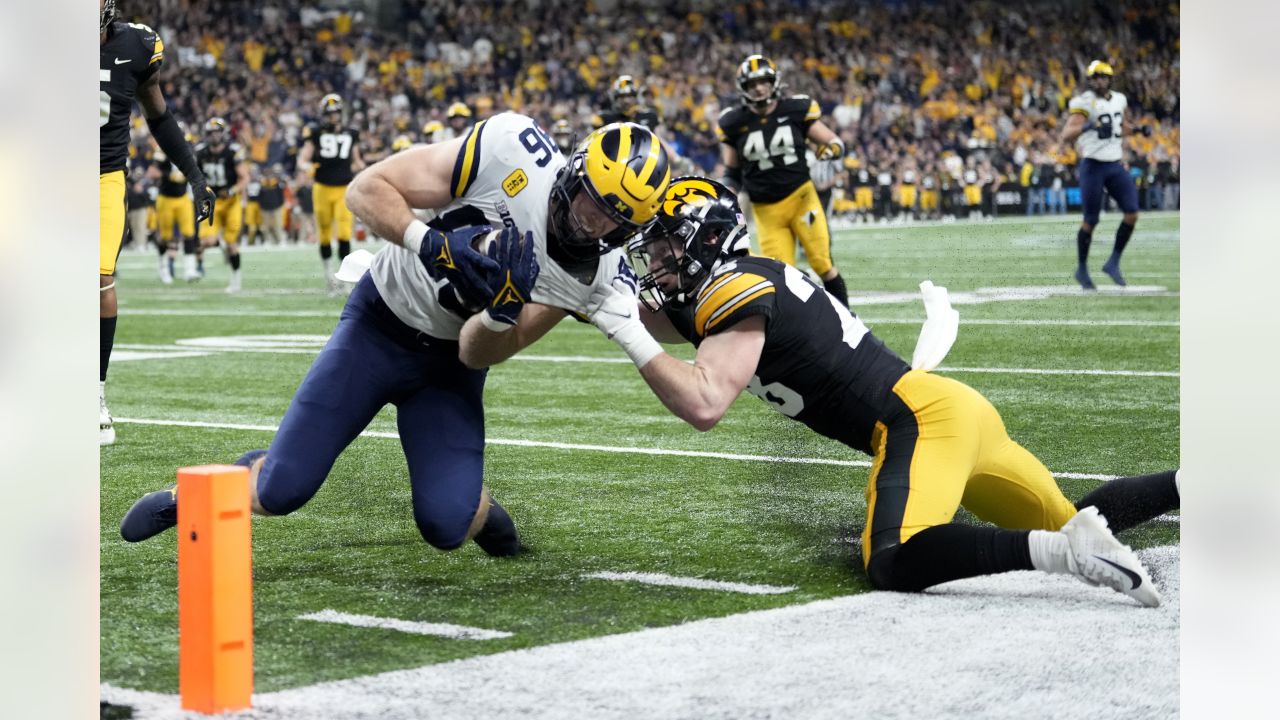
[
  {"x1": 1101, "y1": 258, "x2": 1127, "y2": 286},
  {"x1": 120, "y1": 487, "x2": 178, "y2": 542},
  {"x1": 1074, "y1": 265, "x2": 1097, "y2": 291},
  {"x1": 473, "y1": 499, "x2": 525, "y2": 557}
]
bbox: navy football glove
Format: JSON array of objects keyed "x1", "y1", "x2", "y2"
[
  {"x1": 482, "y1": 227, "x2": 540, "y2": 330},
  {"x1": 418, "y1": 224, "x2": 501, "y2": 307}
]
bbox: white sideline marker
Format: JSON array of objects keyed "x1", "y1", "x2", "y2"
[
  {"x1": 298, "y1": 609, "x2": 512, "y2": 640},
  {"x1": 585, "y1": 571, "x2": 796, "y2": 596}
]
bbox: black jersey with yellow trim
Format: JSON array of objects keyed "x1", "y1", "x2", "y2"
[
  {"x1": 302, "y1": 124, "x2": 361, "y2": 185},
  {"x1": 666, "y1": 256, "x2": 910, "y2": 454},
  {"x1": 100, "y1": 21, "x2": 164, "y2": 174},
  {"x1": 449, "y1": 117, "x2": 491, "y2": 198},
  {"x1": 195, "y1": 142, "x2": 245, "y2": 196},
  {"x1": 717, "y1": 96, "x2": 821, "y2": 204},
  {"x1": 596, "y1": 107, "x2": 660, "y2": 130}
]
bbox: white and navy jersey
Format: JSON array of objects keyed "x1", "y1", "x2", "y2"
[
  {"x1": 370, "y1": 112, "x2": 628, "y2": 339},
  {"x1": 1068, "y1": 90, "x2": 1128, "y2": 162}
]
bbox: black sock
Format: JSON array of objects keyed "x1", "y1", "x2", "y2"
[
  {"x1": 183, "y1": 237, "x2": 197, "y2": 255},
  {"x1": 337, "y1": 239, "x2": 351, "y2": 261},
  {"x1": 319, "y1": 243, "x2": 333, "y2": 261},
  {"x1": 1075, "y1": 470, "x2": 1178, "y2": 534},
  {"x1": 866, "y1": 524, "x2": 1033, "y2": 592},
  {"x1": 229, "y1": 253, "x2": 241, "y2": 271},
  {"x1": 1076, "y1": 228, "x2": 1093, "y2": 266},
  {"x1": 100, "y1": 315, "x2": 118, "y2": 382},
  {"x1": 473, "y1": 499, "x2": 523, "y2": 557},
  {"x1": 822, "y1": 274, "x2": 849, "y2": 306},
  {"x1": 1112, "y1": 221, "x2": 1135, "y2": 259},
  {"x1": 156, "y1": 241, "x2": 167, "y2": 257}
]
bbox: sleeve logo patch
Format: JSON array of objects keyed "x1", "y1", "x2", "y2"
[{"x1": 502, "y1": 169, "x2": 528, "y2": 197}]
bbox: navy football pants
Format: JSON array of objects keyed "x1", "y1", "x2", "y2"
[
  {"x1": 256, "y1": 274, "x2": 488, "y2": 549},
  {"x1": 1078, "y1": 158, "x2": 1138, "y2": 226}
]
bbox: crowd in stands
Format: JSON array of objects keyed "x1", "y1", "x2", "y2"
[{"x1": 123, "y1": 0, "x2": 1180, "y2": 239}]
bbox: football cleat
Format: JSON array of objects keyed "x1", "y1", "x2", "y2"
[
  {"x1": 1061, "y1": 506, "x2": 1161, "y2": 607},
  {"x1": 100, "y1": 382, "x2": 115, "y2": 446},
  {"x1": 225, "y1": 271, "x2": 241, "y2": 294},
  {"x1": 120, "y1": 487, "x2": 178, "y2": 542},
  {"x1": 1074, "y1": 265, "x2": 1096, "y2": 291},
  {"x1": 1101, "y1": 258, "x2": 1127, "y2": 286}
]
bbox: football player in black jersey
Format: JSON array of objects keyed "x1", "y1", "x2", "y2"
[
  {"x1": 297, "y1": 94, "x2": 366, "y2": 291},
  {"x1": 550, "y1": 118, "x2": 577, "y2": 155},
  {"x1": 594, "y1": 75, "x2": 661, "y2": 130},
  {"x1": 100, "y1": 0, "x2": 214, "y2": 444},
  {"x1": 585, "y1": 177, "x2": 1179, "y2": 607},
  {"x1": 196, "y1": 117, "x2": 250, "y2": 292},
  {"x1": 717, "y1": 55, "x2": 849, "y2": 306}
]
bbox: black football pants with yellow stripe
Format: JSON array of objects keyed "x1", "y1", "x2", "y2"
[{"x1": 861, "y1": 370, "x2": 1079, "y2": 591}]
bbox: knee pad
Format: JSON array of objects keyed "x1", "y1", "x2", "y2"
[
  {"x1": 253, "y1": 457, "x2": 310, "y2": 516},
  {"x1": 865, "y1": 544, "x2": 903, "y2": 591}
]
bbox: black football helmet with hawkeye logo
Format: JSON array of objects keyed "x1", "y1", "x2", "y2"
[
  {"x1": 628, "y1": 177, "x2": 750, "y2": 311},
  {"x1": 736, "y1": 54, "x2": 781, "y2": 114}
]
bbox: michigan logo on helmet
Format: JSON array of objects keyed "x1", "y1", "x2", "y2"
[
  {"x1": 737, "y1": 54, "x2": 781, "y2": 113},
  {"x1": 548, "y1": 122, "x2": 671, "y2": 267},
  {"x1": 629, "y1": 176, "x2": 750, "y2": 311},
  {"x1": 1086, "y1": 60, "x2": 1115, "y2": 77}
]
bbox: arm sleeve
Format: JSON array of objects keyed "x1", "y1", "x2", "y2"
[{"x1": 147, "y1": 111, "x2": 204, "y2": 185}]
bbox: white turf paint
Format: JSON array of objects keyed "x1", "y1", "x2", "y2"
[
  {"x1": 114, "y1": 340, "x2": 1179, "y2": 378},
  {"x1": 114, "y1": 416, "x2": 1138, "y2": 482},
  {"x1": 297, "y1": 610, "x2": 512, "y2": 640},
  {"x1": 117, "y1": 307, "x2": 1180, "y2": 328},
  {"x1": 111, "y1": 350, "x2": 213, "y2": 363},
  {"x1": 584, "y1": 571, "x2": 796, "y2": 595},
  {"x1": 100, "y1": 545, "x2": 1179, "y2": 719}
]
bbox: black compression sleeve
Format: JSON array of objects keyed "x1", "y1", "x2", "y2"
[{"x1": 147, "y1": 110, "x2": 203, "y2": 184}]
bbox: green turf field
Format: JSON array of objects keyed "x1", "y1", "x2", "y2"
[{"x1": 101, "y1": 213, "x2": 1179, "y2": 693}]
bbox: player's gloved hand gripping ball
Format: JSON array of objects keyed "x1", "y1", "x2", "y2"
[{"x1": 479, "y1": 226, "x2": 540, "y2": 331}]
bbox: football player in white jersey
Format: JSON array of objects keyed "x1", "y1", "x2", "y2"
[
  {"x1": 1061, "y1": 60, "x2": 1142, "y2": 289},
  {"x1": 122, "y1": 115, "x2": 672, "y2": 557}
]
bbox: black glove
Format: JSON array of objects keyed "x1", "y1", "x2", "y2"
[
  {"x1": 419, "y1": 224, "x2": 501, "y2": 307},
  {"x1": 191, "y1": 176, "x2": 216, "y2": 226},
  {"x1": 483, "y1": 227, "x2": 540, "y2": 329}
]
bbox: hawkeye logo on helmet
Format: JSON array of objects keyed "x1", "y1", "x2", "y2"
[{"x1": 663, "y1": 179, "x2": 719, "y2": 215}]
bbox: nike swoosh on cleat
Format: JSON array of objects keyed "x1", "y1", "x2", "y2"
[{"x1": 1095, "y1": 556, "x2": 1142, "y2": 590}]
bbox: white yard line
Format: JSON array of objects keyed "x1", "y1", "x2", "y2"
[
  {"x1": 112, "y1": 350, "x2": 214, "y2": 362},
  {"x1": 100, "y1": 545, "x2": 1180, "y2": 720},
  {"x1": 584, "y1": 571, "x2": 796, "y2": 595},
  {"x1": 110, "y1": 343, "x2": 1178, "y2": 377},
  {"x1": 297, "y1": 610, "x2": 512, "y2": 640},
  {"x1": 113, "y1": 417, "x2": 1133, "y2": 481}
]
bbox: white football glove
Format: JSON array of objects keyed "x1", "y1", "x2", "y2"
[{"x1": 586, "y1": 277, "x2": 662, "y2": 368}]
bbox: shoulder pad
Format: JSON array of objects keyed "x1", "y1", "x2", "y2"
[{"x1": 693, "y1": 270, "x2": 776, "y2": 336}]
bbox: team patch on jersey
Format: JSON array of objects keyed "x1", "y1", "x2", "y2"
[
  {"x1": 694, "y1": 272, "x2": 774, "y2": 336},
  {"x1": 502, "y1": 169, "x2": 528, "y2": 197}
]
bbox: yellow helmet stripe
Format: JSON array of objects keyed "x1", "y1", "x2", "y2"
[
  {"x1": 750, "y1": 57, "x2": 759, "y2": 72},
  {"x1": 450, "y1": 118, "x2": 488, "y2": 198}
]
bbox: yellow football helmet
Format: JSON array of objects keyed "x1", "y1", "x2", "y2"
[
  {"x1": 1086, "y1": 60, "x2": 1115, "y2": 77},
  {"x1": 422, "y1": 120, "x2": 444, "y2": 140},
  {"x1": 548, "y1": 122, "x2": 672, "y2": 265},
  {"x1": 446, "y1": 102, "x2": 472, "y2": 120},
  {"x1": 391, "y1": 135, "x2": 412, "y2": 153}
]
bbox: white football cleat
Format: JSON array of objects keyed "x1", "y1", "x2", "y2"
[
  {"x1": 100, "y1": 382, "x2": 115, "y2": 446},
  {"x1": 1062, "y1": 506, "x2": 1160, "y2": 607},
  {"x1": 225, "y1": 270, "x2": 241, "y2": 294}
]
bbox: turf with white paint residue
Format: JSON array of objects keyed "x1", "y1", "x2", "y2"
[{"x1": 101, "y1": 546, "x2": 1178, "y2": 719}]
